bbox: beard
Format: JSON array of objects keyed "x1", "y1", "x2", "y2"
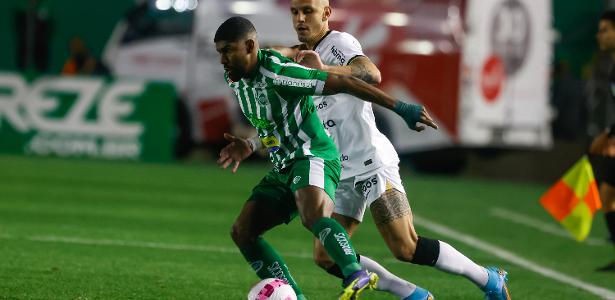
[
  {"x1": 226, "y1": 66, "x2": 245, "y2": 82},
  {"x1": 297, "y1": 34, "x2": 309, "y2": 43}
]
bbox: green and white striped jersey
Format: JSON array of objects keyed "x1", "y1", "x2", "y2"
[{"x1": 225, "y1": 49, "x2": 339, "y2": 170}]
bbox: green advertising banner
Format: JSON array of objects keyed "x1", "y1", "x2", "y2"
[{"x1": 0, "y1": 72, "x2": 176, "y2": 162}]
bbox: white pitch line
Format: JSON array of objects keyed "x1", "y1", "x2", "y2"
[
  {"x1": 2, "y1": 234, "x2": 313, "y2": 259},
  {"x1": 2, "y1": 220, "x2": 614, "y2": 299},
  {"x1": 412, "y1": 215, "x2": 615, "y2": 300},
  {"x1": 489, "y1": 207, "x2": 607, "y2": 246}
]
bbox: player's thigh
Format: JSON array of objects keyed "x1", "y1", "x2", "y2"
[
  {"x1": 233, "y1": 172, "x2": 295, "y2": 241},
  {"x1": 361, "y1": 164, "x2": 411, "y2": 226},
  {"x1": 372, "y1": 189, "x2": 418, "y2": 255},
  {"x1": 361, "y1": 166, "x2": 418, "y2": 249},
  {"x1": 233, "y1": 198, "x2": 288, "y2": 239},
  {"x1": 291, "y1": 157, "x2": 340, "y2": 225}
]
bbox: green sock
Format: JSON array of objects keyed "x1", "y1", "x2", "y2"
[
  {"x1": 239, "y1": 237, "x2": 304, "y2": 297},
  {"x1": 311, "y1": 217, "x2": 361, "y2": 278}
]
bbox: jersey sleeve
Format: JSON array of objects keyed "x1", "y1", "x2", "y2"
[
  {"x1": 330, "y1": 32, "x2": 365, "y2": 66},
  {"x1": 266, "y1": 56, "x2": 329, "y2": 96}
]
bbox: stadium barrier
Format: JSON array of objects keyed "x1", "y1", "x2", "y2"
[{"x1": 0, "y1": 72, "x2": 176, "y2": 162}]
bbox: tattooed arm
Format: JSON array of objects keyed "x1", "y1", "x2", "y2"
[
  {"x1": 347, "y1": 56, "x2": 382, "y2": 84},
  {"x1": 296, "y1": 50, "x2": 382, "y2": 85}
]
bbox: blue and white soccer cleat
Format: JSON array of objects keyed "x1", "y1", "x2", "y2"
[
  {"x1": 482, "y1": 267, "x2": 511, "y2": 300},
  {"x1": 403, "y1": 287, "x2": 435, "y2": 300},
  {"x1": 339, "y1": 270, "x2": 379, "y2": 300}
]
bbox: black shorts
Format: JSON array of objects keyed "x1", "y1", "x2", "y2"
[{"x1": 589, "y1": 154, "x2": 615, "y2": 186}]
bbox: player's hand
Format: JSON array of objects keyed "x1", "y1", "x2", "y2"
[
  {"x1": 295, "y1": 50, "x2": 325, "y2": 71},
  {"x1": 217, "y1": 133, "x2": 253, "y2": 173},
  {"x1": 393, "y1": 102, "x2": 438, "y2": 132}
]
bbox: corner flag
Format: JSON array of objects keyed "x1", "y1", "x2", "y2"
[{"x1": 540, "y1": 156, "x2": 602, "y2": 241}]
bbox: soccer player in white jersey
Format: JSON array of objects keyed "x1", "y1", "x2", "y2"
[{"x1": 269, "y1": 1, "x2": 512, "y2": 299}]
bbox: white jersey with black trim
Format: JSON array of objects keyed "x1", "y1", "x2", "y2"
[{"x1": 312, "y1": 30, "x2": 399, "y2": 180}]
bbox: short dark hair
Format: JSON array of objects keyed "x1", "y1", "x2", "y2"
[
  {"x1": 214, "y1": 16, "x2": 256, "y2": 43},
  {"x1": 600, "y1": 10, "x2": 615, "y2": 25}
]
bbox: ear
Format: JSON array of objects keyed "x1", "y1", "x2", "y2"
[
  {"x1": 245, "y1": 39, "x2": 255, "y2": 54},
  {"x1": 322, "y1": 6, "x2": 331, "y2": 22}
]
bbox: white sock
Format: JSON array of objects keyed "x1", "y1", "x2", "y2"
[
  {"x1": 360, "y1": 255, "x2": 416, "y2": 298},
  {"x1": 434, "y1": 241, "x2": 489, "y2": 288}
]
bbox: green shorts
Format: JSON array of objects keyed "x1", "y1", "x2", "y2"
[{"x1": 249, "y1": 157, "x2": 341, "y2": 223}]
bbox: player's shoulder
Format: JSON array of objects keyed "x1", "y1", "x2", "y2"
[
  {"x1": 261, "y1": 49, "x2": 294, "y2": 65},
  {"x1": 260, "y1": 49, "x2": 314, "y2": 81},
  {"x1": 325, "y1": 30, "x2": 361, "y2": 46},
  {"x1": 260, "y1": 49, "x2": 297, "y2": 72}
]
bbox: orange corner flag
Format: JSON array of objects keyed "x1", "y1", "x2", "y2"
[{"x1": 540, "y1": 156, "x2": 602, "y2": 241}]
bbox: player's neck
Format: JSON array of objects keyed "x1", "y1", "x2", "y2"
[
  {"x1": 307, "y1": 27, "x2": 330, "y2": 50},
  {"x1": 244, "y1": 51, "x2": 261, "y2": 79}
]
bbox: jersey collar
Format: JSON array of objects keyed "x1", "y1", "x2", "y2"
[{"x1": 312, "y1": 30, "x2": 333, "y2": 50}]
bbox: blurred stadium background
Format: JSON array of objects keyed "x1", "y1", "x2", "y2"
[{"x1": 0, "y1": 0, "x2": 614, "y2": 299}]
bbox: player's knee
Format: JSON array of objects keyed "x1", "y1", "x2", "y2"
[
  {"x1": 300, "y1": 217, "x2": 313, "y2": 231},
  {"x1": 230, "y1": 223, "x2": 250, "y2": 247},
  {"x1": 391, "y1": 241, "x2": 417, "y2": 262},
  {"x1": 300, "y1": 213, "x2": 320, "y2": 230}
]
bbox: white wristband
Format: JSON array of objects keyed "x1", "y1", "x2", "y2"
[{"x1": 247, "y1": 136, "x2": 262, "y2": 153}]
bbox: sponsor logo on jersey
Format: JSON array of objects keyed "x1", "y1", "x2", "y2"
[
  {"x1": 273, "y1": 78, "x2": 315, "y2": 88},
  {"x1": 322, "y1": 120, "x2": 336, "y2": 130},
  {"x1": 293, "y1": 175, "x2": 301, "y2": 185},
  {"x1": 330, "y1": 45, "x2": 347, "y2": 65},
  {"x1": 361, "y1": 176, "x2": 378, "y2": 198},
  {"x1": 261, "y1": 135, "x2": 281, "y2": 153}
]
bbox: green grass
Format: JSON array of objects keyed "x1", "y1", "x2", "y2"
[{"x1": 0, "y1": 155, "x2": 613, "y2": 299}]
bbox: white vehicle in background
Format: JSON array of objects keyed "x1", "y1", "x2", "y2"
[{"x1": 103, "y1": 0, "x2": 553, "y2": 167}]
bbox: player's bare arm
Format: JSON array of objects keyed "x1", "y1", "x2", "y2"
[
  {"x1": 267, "y1": 45, "x2": 304, "y2": 60},
  {"x1": 296, "y1": 50, "x2": 381, "y2": 84},
  {"x1": 217, "y1": 133, "x2": 262, "y2": 173},
  {"x1": 322, "y1": 73, "x2": 438, "y2": 132}
]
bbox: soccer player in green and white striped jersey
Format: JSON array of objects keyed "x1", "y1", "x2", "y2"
[{"x1": 214, "y1": 16, "x2": 436, "y2": 300}]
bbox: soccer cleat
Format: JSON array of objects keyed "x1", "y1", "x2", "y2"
[
  {"x1": 482, "y1": 267, "x2": 511, "y2": 300},
  {"x1": 403, "y1": 287, "x2": 435, "y2": 300},
  {"x1": 339, "y1": 270, "x2": 379, "y2": 300}
]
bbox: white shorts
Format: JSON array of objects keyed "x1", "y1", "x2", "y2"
[{"x1": 333, "y1": 164, "x2": 406, "y2": 222}]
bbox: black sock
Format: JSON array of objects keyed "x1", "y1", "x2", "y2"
[
  {"x1": 411, "y1": 236, "x2": 440, "y2": 266},
  {"x1": 325, "y1": 253, "x2": 361, "y2": 279},
  {"x1": 606, "y1": 212, "x2": 615, "y2": 244}
]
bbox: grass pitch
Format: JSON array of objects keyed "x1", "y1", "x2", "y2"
[{"x1": 0, "y1": 155, "x2": 613, "y2": 299}]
